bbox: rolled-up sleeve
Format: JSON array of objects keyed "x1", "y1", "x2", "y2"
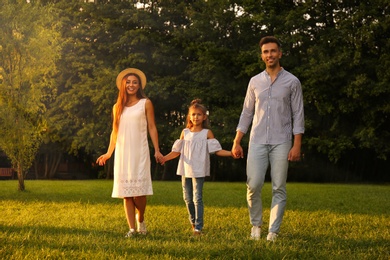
[
  {"x1": 236, "y1": 80, "x2": 255, "y2": 134},
  {"x1": 207, "y1": 139, "x2": 222, "y2": 154},
  {"x1": 291, "y1": 79, "x2": 305, "y2": 135}
]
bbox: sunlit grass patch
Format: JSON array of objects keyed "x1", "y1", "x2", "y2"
[{"x1": 0, "y1": 180, "x2": 389, "y2": 259}]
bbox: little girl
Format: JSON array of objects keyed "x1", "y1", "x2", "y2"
[{"x1": 161, "y1": 99, "x2": 233, "y2": 236}]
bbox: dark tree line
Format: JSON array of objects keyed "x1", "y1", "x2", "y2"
[{"x1": 1, "y1": 0, "x2": 389, "y2": 189}]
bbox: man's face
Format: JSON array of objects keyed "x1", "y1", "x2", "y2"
[{"x1": 261, "y1": 42, "x2": 282, "y2": 69}]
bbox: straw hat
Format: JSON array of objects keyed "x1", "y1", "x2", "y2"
[{"x1": 116, "y1": 68, "x2": 147, "y2": 89}]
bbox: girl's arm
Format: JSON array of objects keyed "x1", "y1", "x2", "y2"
[
  {"x1": 162, "y1": 151, "x2": 181, "y2": 164},
  {"x1": 207, "y1": 129, "x2": 233, "y2": 158},
  {"x1": 96, "y1": 105, "x2": 118, "y2": 165},
  {"x1": 215, "y1": 150, "x2": 233, "y2": 157},
  {"x1": 145, "y1": 99, "x2": 163, "y2": 162},
  {"x1": 161, "y1": 130, "x2": 184, "y2": 164}
]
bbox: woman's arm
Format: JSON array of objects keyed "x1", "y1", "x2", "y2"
[
  {"x1": 96, "y1": 105, "x2": 118, "y2": 165},
  {"x1": 145, "y1": 99, "x2": 163, "y2": 162}
]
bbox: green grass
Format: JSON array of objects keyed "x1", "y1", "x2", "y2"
[{"x1": 0, "y1": 180, "x2": 389, "y2": 259}]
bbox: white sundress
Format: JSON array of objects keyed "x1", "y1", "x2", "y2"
[
  {"x1": 112, "y1": 98, "x2": 153, "y2": 198},
  {"x1": 172, "y1": 128, "x2": 223, "y2": 178}
]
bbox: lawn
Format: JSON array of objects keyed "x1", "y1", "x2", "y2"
[{"x1": 0, "y1": 180, "x2": 389, "y2": 259}]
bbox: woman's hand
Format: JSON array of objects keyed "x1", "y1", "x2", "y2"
[
  {"x1": 96, "y1": 154, "x2": 110, "y2": 166},
  {"x1": 154, "y1": 151, "x2": 164, "y2": 164}
]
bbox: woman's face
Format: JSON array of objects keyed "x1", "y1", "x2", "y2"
[{"x1": 124, "y1": 75, "x2": 140, "y2": 95}]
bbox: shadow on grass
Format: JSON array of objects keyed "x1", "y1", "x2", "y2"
[
  {"x1": 1, "y1": 180, "x2": 389, "y2": 215},
  {"x1": 0, "y1": 224, "x2": 264, "y2": 259},
  {"x1": 279, "y1": 231, "x2": 390, "y2": 259}
]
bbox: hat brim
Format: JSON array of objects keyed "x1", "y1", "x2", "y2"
[{"x1": 116, "y1": 68, "x2": 147, "y2": 89}]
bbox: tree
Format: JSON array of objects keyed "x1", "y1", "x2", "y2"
[
  {"x1": 24, "y1": 0, "x2": 389, "y2": 182},
  {"x1": 0, "y1": 0, "x2": 61, "y2": 190},
  {"x1": 292, "y1": 0, "x2": 390, "y2": 180},
  {"x1": 46, "y1": 0, "x2": 141, "y2": 179}
]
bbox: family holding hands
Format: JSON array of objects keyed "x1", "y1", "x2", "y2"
[{"x1": 96, "y1": 36, "x2": 305, "y2": 241}]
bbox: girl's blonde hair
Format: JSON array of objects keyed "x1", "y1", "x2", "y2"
[
  {"x1": 113, "y1": 73, "x2": 147, "y2": 133},
  {"x1": 186, "y1": 99, "x2": 210, "y2": 129}
]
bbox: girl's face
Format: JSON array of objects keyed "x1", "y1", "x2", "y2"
[
  {"x1": 124, "y1": 75, "x2": 140, "y2": 95},
  {"x1": 189, "y1": 107, "x2": 207, "y2": 127}
]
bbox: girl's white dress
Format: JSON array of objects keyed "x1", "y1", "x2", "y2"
[
  {"x1": 112, "y1": 98, "x2": 153, "y2": 198},
  {"x1": 172, "y1": 128, "x2": 223, "y2": 178}
]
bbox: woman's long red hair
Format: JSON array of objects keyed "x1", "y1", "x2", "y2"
[{"x1": 113, "y1": 73, "x2": 146, "y2": 133}]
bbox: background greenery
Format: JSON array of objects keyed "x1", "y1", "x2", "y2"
[
  {"x1": 0, "y1": 180, "x2": 389, "y2": 259},
  {"x1": 0, "y1": 0, "x2": 389, "y2": 185}
]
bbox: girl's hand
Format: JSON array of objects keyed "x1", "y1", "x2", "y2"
[
  {"x1": 96, "y1": 154, "x2": 110, "y2": 166},
  {"x1": 159, "y1": 156, "x2": 166, "y2": 165}
]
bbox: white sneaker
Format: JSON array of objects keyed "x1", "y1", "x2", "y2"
[
  {"x1": 193, "y1": 229, "x2": 202, "y2": 236},
  {"x1": 136, "y1": 213, "x2": 147, "y2": 235},
  {"x1": 267, "y1": 232, "x2": 278, "y2": 242},
  {"x1": 125, "y1": 229, "x2": 136, "y2": 238},
  {"x1": 250, "y1": 226, "x2": 261, "y2": 240}
]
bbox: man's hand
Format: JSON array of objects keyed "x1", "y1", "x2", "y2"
[
  {"x1": 288, "y1": 146, "x2": 301, "y2": 161},
  {"x1": 232, "y1": 143, "x2": 244, "y2": 159}
]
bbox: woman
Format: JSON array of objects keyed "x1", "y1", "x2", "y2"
[{"x1": 97, "y1": 68, "x2": 163, "y2": 237}]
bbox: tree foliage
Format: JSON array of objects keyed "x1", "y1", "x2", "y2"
[
  {"x1": 1, "y1": 0, "x2": 389, "y2": 183},
  {"x1": 294, "y1": 0, "x2": 390, "y2": 180},
  {"x1": 0, "y1": 0, "x2": 61, "y2": 189}
]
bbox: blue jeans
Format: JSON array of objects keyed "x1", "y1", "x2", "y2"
[
  {"x1": 182, "y1": 176, "x2": 205, "y2": 231},
  {"x1": 246, "y1": 141, "x2": 291, "y2": 233}
]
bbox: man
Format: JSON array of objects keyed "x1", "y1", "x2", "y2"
[{"x1": 232, "y1": 36, "x2": 304, "y2": 241}]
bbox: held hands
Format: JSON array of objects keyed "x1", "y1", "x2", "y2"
[
  {"x1": 154, "y1": 151, "x2": 164, "y2": 164},
  {"x1": 159, "y1": 156, "x2": 167, "y2": 165},
  {"x1": 232, "y1": 143, "x2": 244, "y2": 159}
]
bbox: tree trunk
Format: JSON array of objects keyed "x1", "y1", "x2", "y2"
[
  {"x1": 44, "y1": 153, "x2": 48, "y2": 179},
  {"x1": 17, "y1": 164, "x2": 25, "y2": 191},
  {"x1": 49, "y1": 153, "x2": 62, "y2": 179},
  {"x1": 105, "y1": 157, "x2": 114, "y2": 179},
  {"x1": 34, "y1": 158, "x2": 39, "y2": 179}
]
